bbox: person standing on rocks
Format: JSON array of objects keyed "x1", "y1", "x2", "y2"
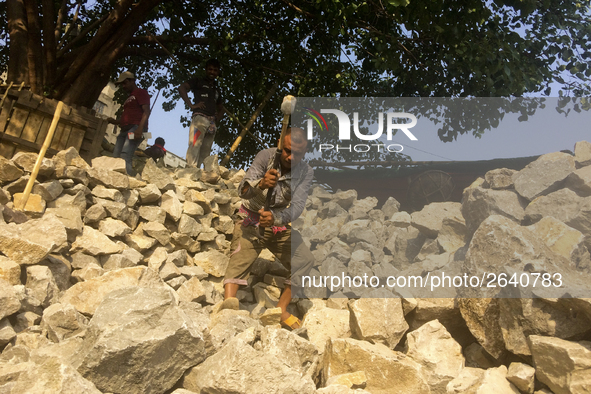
[
  {"x1": 178, "y1": 59, "x2": 224, "y2": 168},
  {"x1": 108, "y1": 71, "x2": 151, "y2": 177},
  {"x1": 221, "y1": 127, "x2": 314, "y2": 330}
]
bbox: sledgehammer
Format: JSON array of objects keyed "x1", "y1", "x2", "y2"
[{"x1": 258, "y1": 95, "x2": 296, "y2": 237}]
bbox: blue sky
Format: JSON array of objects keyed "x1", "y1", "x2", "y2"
[{"x1": 147, "y1": 96, "x2": 591, "y2": 165}]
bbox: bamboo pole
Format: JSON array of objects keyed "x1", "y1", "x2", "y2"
[
  {"x1": 0, "y1": 82, "x2": 14, "y2": 110},
  {"x1": 220, "y1": 82, "x2": 278, "y2": 166},
  {"x1": 223, "y1": 106, "x2": 268, "y2": 149},
  {"x1": 16, "y1": 101, "x2": 64, "y2": 210}
]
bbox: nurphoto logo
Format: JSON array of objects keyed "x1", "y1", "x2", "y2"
[{"x1": 305, "y1": 108, "x2": 418, "y2": 153}]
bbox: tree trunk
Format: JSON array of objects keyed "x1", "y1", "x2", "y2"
[
  {"x1": 42, "y1": 0, "x2": 56, "y2": 88},
  {"x1": 57, "y1": 0, "x2": 164, "y2": 107},
  {"x1": 7, "y1": 0, "x2": 29, "y2": 85},
  {"x1": 23, "y1": 0, "x2": 44, "y2": 94},
  {"x1": 7, "y1": 0, "x2": 164, "y2": 109}
]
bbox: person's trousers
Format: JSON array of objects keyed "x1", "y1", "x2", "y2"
[
  {"x1": 113, "y1": 125, "x2": 142, "y2": 176},
  {"x1": 186, "y1": 114, "x2": 216, "y2": 168},
  {"x1": 223, "y1": 223, "x2": 315, "y2": 289}
]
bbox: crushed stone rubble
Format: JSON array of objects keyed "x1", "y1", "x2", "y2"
[{"x1": 0, "y1": 142, "x2": 590, "y2": 393}]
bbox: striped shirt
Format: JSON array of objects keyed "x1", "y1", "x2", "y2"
[{"x1": 239, "y1": 148, "x2": 314, "y2": 226}]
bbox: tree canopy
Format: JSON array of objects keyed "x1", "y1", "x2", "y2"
[{"x1": 3, "y1": 0, "x2": 590, "y2": 166}]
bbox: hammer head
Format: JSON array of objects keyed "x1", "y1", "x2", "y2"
[{"x1": 281, "y1": 95, "x2": 296, "y2": 115}]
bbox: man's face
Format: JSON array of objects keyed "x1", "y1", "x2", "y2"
[
  {"x1": 206, "y1": 65, "x2": 220, "y2": 80},
  {"x1": 280, "y1": 134, "x2": 307, "y2": 170},
  {"x1": 120, "y1": 78, "x2": 134, "y2": 93}
]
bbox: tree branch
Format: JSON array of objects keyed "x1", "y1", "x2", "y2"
[
  {"x1": 54, "y1": 0, "x2": 68, "y2": 42},
  {"x1": 118, "y1": 46, "x2": 207, "y2": 66},
  {"x1": 129, "y1": 35, "x2": 211, "y2": 46},
  {"x1": 57, "y1": 13, "x2": 109, "y2": 58},
  {"x1": 42, "y1": 0, "x2": 56, "y2": 87},
  {"x1": 279, "y1": 0, "x2": 315, "y2": 19},
  {"x1": 60, "y1": 0, "x2": 136, "y2": 86},
  {"x1": 57, "y1": 1, "x2": 81, "y2": 49}
]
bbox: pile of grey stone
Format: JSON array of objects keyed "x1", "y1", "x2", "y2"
[{"x1": 0, "y1": 142, "x2": 590, "y2": 394}]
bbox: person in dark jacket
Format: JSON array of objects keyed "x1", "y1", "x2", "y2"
[{"x1": 178, "y1": 59, "x2": 224, "y2": 168}]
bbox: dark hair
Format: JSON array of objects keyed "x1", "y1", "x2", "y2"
[
  {"x1": 285, "y1": 127, "x2": 307, "y2": 146},
  {"x1": 155, "y1": 137, "x2": 165, "y2": 146},
  {"x1": 206, "y1": 59, "x2": 221, "y2": 69}
]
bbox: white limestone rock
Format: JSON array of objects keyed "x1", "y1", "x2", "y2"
[
  {"x1": 513, "y1": 152, "x2": 576, "y2": 201},
  {"x1": 323, "y1": 337, "x2": 430, "y2": 394},
  {"x1": 348, "y1": 293, "x2": 408, "y2": 349},
  {"x1": 98, "y1": 217, "x2": 132, "y2": 238},
  {"x1": 0, "y1": 278, "x2": 21, "y2": 321},
  {"x1": 192, "y1": 250, "x2": 229, "y2": 277},
  {"x1": 406, "y1": 319, "x2": 465, "y2": 394},
  {"x1": 73, "y1": 286, "x2": 207, "y2": 394},
  {"x1": 0, "y1": 256, "x2": 21, "y2": 285},
  {"x1": 303, "y1": 306, "x2": 351, "y2": 354},
  {"x1": 574, "y1": 140, "x2": 591, "y2": 168},
  {"x1": 60, "y1": 266, "x2": 166, "y2": 316},
  {"x1": 182, "y1": 334, "x2": 316, "y2": 394},
  {"x1": 41, "y1": 302, "x2": 88, "y2": 342},
  {"x1": 411, "y1": 202, "x2": 463, "y2": 239},
  {"x1": 71, "y1": 226, "x2": 124, "y2": 256},
  {"x1": 506, "y1": 362, "x2": 535, "y2": 394},
  {"x1": 0, "y1": 213, "x2": 68, "y2": 266},
  {"x1": 529, "y1": 335, "x2": 591, "y2": 394},
  {"x1": 446, "y1": 366, "x2": 520, "y2": 393},
  {"x1": 25, "y1": 265, "x2": 60, "y2": 308}
]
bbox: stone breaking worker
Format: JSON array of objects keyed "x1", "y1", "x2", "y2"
[
  {"x1": 178, "y1": 59, "x2": 223, "y2": 168},
  {"x1": 144, "y1": 137, "x2": 166, "y2": 161},
  {"x1": 221, "y1": 127, "x2": 314, "y2": 330},
  {"x1": 108, "y1": 71, "x2": 151, "y2": 176}
]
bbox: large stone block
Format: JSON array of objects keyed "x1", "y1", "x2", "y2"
[
  {"x1": 348, "y1": 294, "x2": 408, "y2": 349},
  {"x1": 71, "y1": 226, "x2": 124, "y2": 256},
  {"x1": 0, "y1": 278, "x2": 21, "y2": 321},
  {"x1": 529, "y1": 335, "x2": 591, "y2": 394},
  {"x1": 182, "y1": 334, "x2": 315, "y2": 394},
  {"x1": 7, "y1": 357, "x2": 102, "y2": 394},
  {"x1": 322, "y1": 338, "x2": 429, "y2": 394},
  {"x1": 141, "y1": 159, "x2": 175, "y2": 191},
  {"x1": 461, "y1": 186, "x2": 525, "y2": 233},
  {"x1": 192, "y1": 250, "x2": 229, "y2": 277},
  {"x1": 0, "y1": 156, "x2": 23, "y2": 182},
  {"x1": 411, "y1": 202, "x2": 463, "y2": 239},
  {"x1": 513, "y1": 152, "x2": 576, "y2": 201},
  {"x1": 406, "y1": 319, "x2": 465, "y2": 394},
  {"x1": 0, "y1": 214, "x2": 68, "y2": 265},
  {"x1": 87, "y1": 167, "x2": 130, "y2": 190},
  {"x1": 73, "y1": 286, "x2": 207, "y2": 394},
  {"x1": 574, "y1": 140, "x2": 591, "y2": 168},
  {"x1": 303, "y1": 306, "x2": 351, "y2": 354},
  {"x1": 446, "y1": 366, "x2": 520, "y2": 393},
  {"x1": 60, "y1": 266, "x2": 166, "y2": 316}
]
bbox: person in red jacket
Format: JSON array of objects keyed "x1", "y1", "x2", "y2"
[{"x1": 108, "y1": 71, "x2": 151, "y2": 176}]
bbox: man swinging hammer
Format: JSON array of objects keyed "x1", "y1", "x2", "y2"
[{"x1": 221, "y1": 97, "x2": 314, "y2": 330}]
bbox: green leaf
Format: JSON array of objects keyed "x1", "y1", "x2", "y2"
[{"x1": 388, "y1": 0, "x2": 410, "y2": 6}]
